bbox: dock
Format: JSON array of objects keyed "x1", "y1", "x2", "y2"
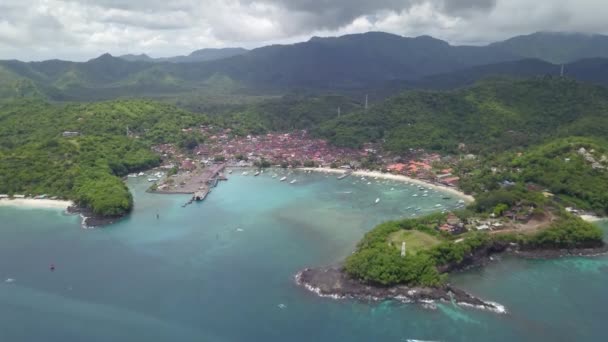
[{"x1": 152, "y1": 163, "x2": 226, "y2": 207}]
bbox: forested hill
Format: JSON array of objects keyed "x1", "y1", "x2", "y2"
[
  {"x1": 317, "y1": 77, "x2": 608, "y2": 154},
  {"x1": 0, "y1": 32, "x2": 518, "y2": 101},
  {"x1": 0, "y1": 100, "x2": 208, "y2": 217},
  {"x1": 491, "y1": 32, "x2": 608, "y2": 64},
  {"x1": 4, "y1": 32, "x2": 608, "y2": 103}
]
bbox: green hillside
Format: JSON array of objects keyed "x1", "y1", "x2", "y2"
[
  {"x1": 0, "y1": 100, "x2": 208, "y2": 217},
  {"x1": 317, "y1": 77, "x2": 608, "y2": 153},
  {"x1": 459, "y1": 137, "x2": 608, "y2": 214}
]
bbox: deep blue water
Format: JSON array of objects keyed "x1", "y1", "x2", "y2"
[{"x1": 0, "y1": 171, "x2": 607, "y2": 342}]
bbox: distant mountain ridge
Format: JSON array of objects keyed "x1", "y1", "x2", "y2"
[
  {"x1": 491, "y1": 32, "x2": 608, "y2": 64},
  {"x1": 2, "y1": 31, "x2": 608, "y2": 101},
  {"x1": 118, "y1": 48, "x2": 248, "y2": 63}
]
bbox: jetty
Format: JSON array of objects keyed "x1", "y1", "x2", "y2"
[{"x1": 153, "y1": 163, "x2": 227, "y2": 207}]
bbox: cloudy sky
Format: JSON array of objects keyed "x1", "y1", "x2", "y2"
[{"x1": 1, "y1": 0, "x2": 607, "y2": 61}]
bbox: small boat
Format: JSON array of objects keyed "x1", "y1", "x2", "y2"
[
  {"x1": 280, "y1": 176, "x2": 287, "y2": 182},
  {"x1": 422, "y1": 194, "x2": 428, "y2": 197},
  {"x1": 272, "y1": 174, "x2": 278, "y2": 178},
  {"x1": 337, "y1": 172, "x2": 352, "y2": 180},
  {"x1": 228, "y1": 170, "x2": 233, "y2": 174},
  {"x1": 127, "y1": 173, "x2": 137, "y2": 178},
  {"x1": 413, "y1": 194, "x2": 419, "y2": 197},
  {"x1": 375, "y1": 198, "x2": 380, "y2": 204},
  {"x1": 148, "y1": 178, "x2": 158, "y2": 182},
  {"x1": 390, "y1": 188, "x2": 395, "y2": 191},
  {"x1": 290, "y1": 179, "x2": 297, "y2": 184},
  {"x1": 242, "y1": 171, "x2": 249, "y2": 176},
  {"x1": 442, "y1": 196, "x2": 452, "y2": 200},
  {"x1": 435, "y1": 204, "x2": 442, "y2": 207},
  {"x1": 367, "y1": 182, "x2": 372, "y2": 185},
  {"x1": 254, "y1": 171, "x2": 260, "y2": 176},
  {"x1": 138, "y1": 172, "x2": 145, "y2": 176}
]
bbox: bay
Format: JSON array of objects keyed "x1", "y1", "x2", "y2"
[{"x1": 0, "y1": 171, "x2": 606, "y2": 342}]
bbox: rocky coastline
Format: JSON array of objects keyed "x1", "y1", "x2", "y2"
[
  {"x1": 67, "y1": 205, "x2": 125, "y2": 228},
  {"x1": 295, "y1": 266, "x2": 506, "y2": 313},
  {"x1": 295, "y1": 242, "x2": 608, "y2": 312}
]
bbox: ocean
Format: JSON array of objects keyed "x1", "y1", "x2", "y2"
[{"x1": 0, "y1": 171, "x2": 606, "y2": 342}]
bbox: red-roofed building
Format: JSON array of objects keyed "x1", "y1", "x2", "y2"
[{"x1": 387, "y1": 163, "x2": 407, "y2": 173}]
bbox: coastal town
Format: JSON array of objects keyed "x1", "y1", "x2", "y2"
[
  {"x1": 140, "y1": 125, "x2": 581, "y2": 238},
  {"x1": 152, "y1": 125, "x2": 463, "y2": 187}
]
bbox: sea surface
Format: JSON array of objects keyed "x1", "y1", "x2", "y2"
[{"x1": 0, "y1": 170, "x2": 607, "y2": 342}]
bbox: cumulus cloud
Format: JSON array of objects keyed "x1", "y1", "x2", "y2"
[{"x1": 0, "y1": 0, "x2": 607, "y2": 61}]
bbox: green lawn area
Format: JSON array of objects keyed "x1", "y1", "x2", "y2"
[{"x1": 388, "y1": 230, "x2": 442, "y2": 255}]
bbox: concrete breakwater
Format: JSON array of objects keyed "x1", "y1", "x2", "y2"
[{"x1": 150, "y1": 163, "x2": 227, "y2": 207}]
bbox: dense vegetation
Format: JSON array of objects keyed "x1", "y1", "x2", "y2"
[
  {"x1": 215, "y1": 94, "x2": 361, "y2": 135},
  {"x1": 318, "y1": 77, "x2": 608, "y2": 153},
  {"x1": 344, "y1": 213, "x2": 603, "y2": 287},
  {"x1": 0, "y1": 99, "x2": 208, "y2": 216},
  {"x1": 458, "y1": 137, "x2": 608, "y2": 215}
]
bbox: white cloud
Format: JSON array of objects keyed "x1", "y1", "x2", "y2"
[{"x1": 0, "y1": 0, "x2": 607, "y2": 61}]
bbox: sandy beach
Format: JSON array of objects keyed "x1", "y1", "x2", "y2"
[
  {"x1": 300, "y1": 167, "x2": 475, "y2": 202},
  {"x1": 0, "y1": 198, "x2": 73, "y2": 210}
]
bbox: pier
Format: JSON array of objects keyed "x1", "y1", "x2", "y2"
[{"x1": 153, "y1": 163, "x2": 226, "y2": 207}]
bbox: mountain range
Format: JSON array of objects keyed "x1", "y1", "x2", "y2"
[
  {"x1": 1, "y1": 31, "x2": 608, "y2": 102},
  {"x1": 118, "y1": 48, "x2": 248, "y2": 63}
]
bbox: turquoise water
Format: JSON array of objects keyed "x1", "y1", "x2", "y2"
[{"x1": 0, "y1": 171, "x2": 607, "y2": 342}]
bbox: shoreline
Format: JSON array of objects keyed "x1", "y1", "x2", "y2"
[
  {"x1": 295, "y1": 266, "x2": 506, "y2": 313},
  {"x1": 0, "y1": 198, "x2": 74, "y2": 210},
  {"x1": 295, "y1": 243, "x2": 608, "y2": 312},
  {"x1": 299, "y1": 167, "x2": 475, "y2": 203}
]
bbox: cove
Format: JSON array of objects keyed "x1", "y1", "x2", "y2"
[{"x1": 0, "y1": 172, "x2": 606, "y2": 342}]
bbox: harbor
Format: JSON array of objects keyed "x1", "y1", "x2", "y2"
[{"x1": 151, "y1": 163, "x2": 227, "y2": 207}]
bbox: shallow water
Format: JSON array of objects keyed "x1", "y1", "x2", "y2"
[{"x1": 0, "y1": 171, "x2": 606, "y2": 342}]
